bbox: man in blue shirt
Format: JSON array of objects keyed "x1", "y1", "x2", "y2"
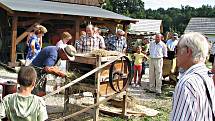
[
  {"x1": 32, "y1": 45, "x2": 76, "y2": 76},
  {"x1": 31, "y1": 45, "x2": 76, "y2": 96}
]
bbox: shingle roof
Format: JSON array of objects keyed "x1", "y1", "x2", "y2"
[
  {"x1": 0, "y1": 0, "x2": 135, "y2": 21},
  {"x1": 184, "y1": 18, "x2": 215, "y2": 35},
  {"x1": 129, "y1": 19, "x2": 162, "y2": 35}
]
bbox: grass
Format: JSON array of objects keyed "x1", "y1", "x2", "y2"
[{"x1": 99, "y1": 84, "x2": 174, "y2": 121}]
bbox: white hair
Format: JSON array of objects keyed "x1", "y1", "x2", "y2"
[
  {"x1": 86, "y1": 24, "x2": 94, "y2": 29},
  {"x1": 178, "y1": 32, "x2": 209, "y2": 63}
]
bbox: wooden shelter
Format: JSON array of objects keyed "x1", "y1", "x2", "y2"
[{"x1": 0, "y1": 0, "x2": 136, "y2": 66}]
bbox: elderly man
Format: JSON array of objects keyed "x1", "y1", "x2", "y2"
[
  {"x1": 106, "y1": 29, "x2": 127, "y2": 53},
  {"x1": 170, "y1": 32, "x2": 215, "y2": 121},
  {"x1": 78, "y1": 24, "x2": 105, "y2": 53},
  {"x1": 148, "y1": 34, "x2": 167, "y2": 95}
]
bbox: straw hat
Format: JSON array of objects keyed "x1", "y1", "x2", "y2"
[{"x1": 62, "y1": 45, "x2": 76, "y2": 61}]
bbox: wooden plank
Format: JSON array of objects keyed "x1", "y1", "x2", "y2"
[
  {"x1": 73, "y1": 55, "x2": 96, "y2": 65},
  {"x1": 11, "y1": 16, "x2": 17, "y2": 64},
  {"x1": 94, "y1": 56, "x2": 101, "y2": 121},
  {"x1": 16, "y1": 19, "x2": 46, "y2": 45}
]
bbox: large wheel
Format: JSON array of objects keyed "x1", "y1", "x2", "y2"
[{"x1": 109, "y1": 56, "x2": 132, "y2": 92}]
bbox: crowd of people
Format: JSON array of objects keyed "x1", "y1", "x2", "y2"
[{"x1": 0, "y1": 23, "x2": 215, "y2": 121}]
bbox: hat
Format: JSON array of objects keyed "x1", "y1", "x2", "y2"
[
  {"x1": 63, "y1": 45, "x2": 76, "y2": 61},
  {"x1": 173, "y1": 33, "x2": 178, "y2": 38}
]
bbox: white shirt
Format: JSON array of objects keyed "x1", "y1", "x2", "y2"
[
  {"x1": 149, "y1": 40, "x2": 167, "y2": 58},
  {"x1": 56, "y1": 40, "x2": 67, "y2": 49},
  {"x1": 166, "y1": 39, "x2": 178, "y2": 51},
  {"x1": 170, "y1": 63, "x2": 215, "y2": 121}
]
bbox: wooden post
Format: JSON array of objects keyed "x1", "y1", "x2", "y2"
[
  {"x1": 11, "y1": 16, "x2": 17, "y2": 64},
  {"x1": 123, "y1": 23, "x2": 128, "y2": 38},
  {"x1": 94, "y1": 56, "x2": 101, "y2": 121},
  {"x1": 75, "y1": 18, "x2": 80, "y2": 42},
  {"x1": 121, "y1": 93, "x2": 127, "y2": 118}
]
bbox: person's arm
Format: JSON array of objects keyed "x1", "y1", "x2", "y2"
[
  {"x1": 123, "y1": 38, "x2": 127, "y2": 53},
  {"x1": 30, "y1": 40, "x2": 36, "y2": 55},
  {"x1": 162, "y1": 43, "x2": 168, "y2": 58},
  {"x1": 44, "y1": 66, "x2": 65, "y2": 77},
  {"x1": 39, "y1": 36, "x2": 43, "y2": 48},
  {"x1": 99, "y1": 36, "x2": 106, "y2": 49}
]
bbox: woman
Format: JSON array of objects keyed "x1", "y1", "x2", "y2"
[{"x1": 25, "y1": 26, "x2": 47, "y2": 66}]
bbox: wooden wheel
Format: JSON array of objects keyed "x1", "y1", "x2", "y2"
[{"x1": 109, "y1": 56, "x2": 132, "y2": 92}]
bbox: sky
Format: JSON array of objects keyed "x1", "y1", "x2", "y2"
[{"x1": 143, "y1": 0, "x2": 215, "y2": 10}]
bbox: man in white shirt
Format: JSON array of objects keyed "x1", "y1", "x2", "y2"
[
  {"x1": 148, "y1": 34, "x2": 167, "y2": 96},
  {"x1": 166, "y1": 33, "x2": 178, "y2": 59}
]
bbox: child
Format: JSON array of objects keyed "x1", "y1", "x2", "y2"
[
  {"x1": 0, "y1": 66, "x2": 48, "y2": 121},
  {"x1": 133, "y1": 46, "x2": 148, "y2": 87}
]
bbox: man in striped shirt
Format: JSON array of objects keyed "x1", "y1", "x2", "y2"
[{"x1": 170, "y1": 32, "x2": 215, "y2": 121}]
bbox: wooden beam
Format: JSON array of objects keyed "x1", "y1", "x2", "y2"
[
  {"x1": 16, "y1": 19, "x2": 46, "y2": 45},
  {"x1": 11, "y1": 16, "x2": 17, "y2": 64},
  {"x1": 0, "y1": 2, "x2": 14, "y2": 15},
  {"x1": 18, "y1": 19, "x2": 39, "y2": 27},
  {"x1": 15, "y1": 12, "x2": 78, "y2": 21},
  {"x1": 75, "y1": 18, "x2": 80, "y2": 41},
  {"x1": 123, "y1": 24, "x2": 128, "y2": 38}
]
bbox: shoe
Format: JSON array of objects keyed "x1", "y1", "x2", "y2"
[
  {"x1": 145, "y1": 89, "x2": 155, "y2": 93},
  {"x1": 156, "y1": 93, "x2": 162, "y2": 96},
  {"x1": 132, "y1": 84, "x2": 136, "y2": 87}
]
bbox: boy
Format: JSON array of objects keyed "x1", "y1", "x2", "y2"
[{"x1": 0, "y1": 66, "x2": 48, "y2": 121}]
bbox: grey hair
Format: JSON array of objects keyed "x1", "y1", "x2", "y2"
[
  {"x1": 178, "y1": 32, "x2": 209, "y2": 63},
  {"x1": 86, "y1": 24, "x2": 94, "y2": 29}
]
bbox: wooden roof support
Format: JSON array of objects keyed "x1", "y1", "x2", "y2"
[
  {"x1": 11, "y1": 16, "x2": 17, "y2": 64},
  {"x1": 75, "y1": 18, "x2": 80, "y2": 41},
  {"x1": 18, "y1": 19, "x2": 39, "y2": 27},
  {"x1": 16, "y1": 19, "x2": 46, "y2": 45},
  {"x1": 15, "y1": 12, "x2": 78, "y2": 21}
]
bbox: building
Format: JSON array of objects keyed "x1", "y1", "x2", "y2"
[
  {"x1": 184, "y1": 17, "x2": 215, "y2": 42},
  {"x1": 0, "y1": 0, "x2": 136, "y2": 66},
  {"x1": 129, "y1": 19, "x2": 163, "y2": 36}
]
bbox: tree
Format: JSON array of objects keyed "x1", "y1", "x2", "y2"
[
  {"x1": 103, "y1": 0, "x2": 215, "y2": 34},
  {"x1": 103, "y1": 0, "x2": 145, "y2": 18}
]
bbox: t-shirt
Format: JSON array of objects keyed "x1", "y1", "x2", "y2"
[
  {"x1": 32, "y1": 46, "x2": 59, "y2": 67},
  {"x1": 0, "y1": 93, "x2": 48, "y2": 121},
  {"x1": 134, "y1": 53, "x2": 146, "y2": 65}
]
